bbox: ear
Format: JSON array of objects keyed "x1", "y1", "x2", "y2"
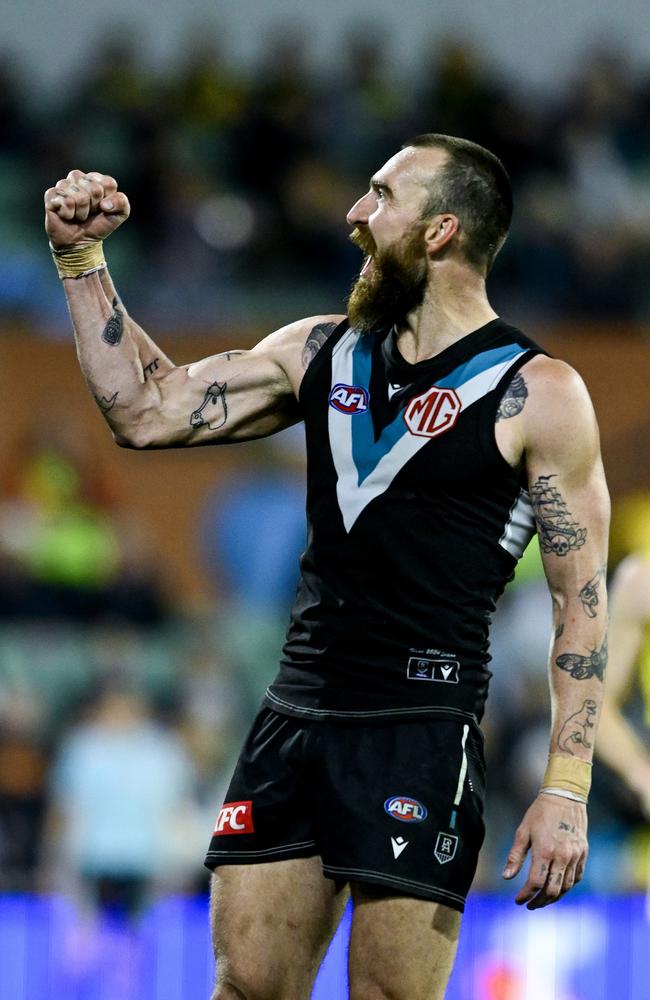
[{"x1": 424, "y1": 213, "x2": 459, "y2": 256}]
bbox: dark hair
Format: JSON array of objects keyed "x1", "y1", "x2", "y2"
[{"x1": 403, "y1": 134, "x2": 513, "y2": 274}]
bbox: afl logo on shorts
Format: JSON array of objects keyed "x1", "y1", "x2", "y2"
[
  {"x1": 404, "y1": 386, "x2": 461, "y2": 438},
  {"x1": 384, "y1": 796, "x2": 428, "y2": 823},
  {"x1": 329, "y1": 383, "x2": 370, "y2": 414},
  {"x1": 214, "y1": 800, "x2": 254, "y2": 835}
]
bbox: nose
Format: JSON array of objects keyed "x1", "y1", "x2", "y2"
[{"x1": 346, "y1": 190, "x2": 374, "y2": 227}]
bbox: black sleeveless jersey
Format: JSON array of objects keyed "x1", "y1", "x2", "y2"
[{"x1": 264, "y1": 318, "x2": 546, "y2": 725}]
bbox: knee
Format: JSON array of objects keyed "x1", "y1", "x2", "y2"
[
  {"x1": 211, "y1": 986, "x2": 246, "y2": 1000},
  {"x1": 349, "y1": 980, "x2": 399, "y2": 1000},
  {"x1": 212, "y1": 967, "x2": 283, "y2": 1000},
  {"x1": 349, "y1": 973, "x2": 445, "y2": 1000}
]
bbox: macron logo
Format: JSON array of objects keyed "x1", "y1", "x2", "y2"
[
  {"x1": 214, "y1": 800, "x2": 254, "y2": 835},
  {"x1": 391, "y1": 836, "x2": 409, "y2": 859}
]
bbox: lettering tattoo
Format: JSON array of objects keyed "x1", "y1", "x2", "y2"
[
  {"x1": 579, "y1": 568, "x2": 605, "y2": 618},
  {"x1": 302, "y1": 322, "x2": 337, "y2": 370},
  {"x1": 556, "y1": 637, "x2": 607, "y2": 682},
  {"x1": 529, "y1": 475, "x2": 587, "y2": 556},
  {"x1": 96, "y1": 391, "x2": 118, "y2": 413},
  {"x1": 190, "y1": 381, "x2": 227, "y2": 431},
  {"x1": 558, "y1": 821, "x2": 577, "y2": 833},
  {"x1": 102, "y1": 297, "x2": 124, "y2": 346},
  {"x1": 143, "y1": 358, "x2": 160, "y2": 380},
  {"x1": 557, "y1": 699, "x2": 597, "y2": 753},
  {"x1": 496, "y1": 372, "x2": 528, "y2": 421}
]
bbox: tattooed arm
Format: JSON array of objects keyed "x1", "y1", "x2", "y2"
[
  {"x1": 501, "y1": 356, "x2": 610, "y2": 909},
  {"x1": 45, "y1": 170, "x2": 343, "y2": 448},
  {"x1": 595, "y1": 554, "x2": 650, "y2": 816}
]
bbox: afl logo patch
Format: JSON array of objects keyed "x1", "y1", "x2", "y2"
[
  {"x1": 384, "y1": 796, "x2": 428, "y2": 823},
  {"x1": 329, "y1": 383, "x2": 369, "y2": 414},
  {"x1": 404, "y1": 386, "x2": 461, "y2": 438}
]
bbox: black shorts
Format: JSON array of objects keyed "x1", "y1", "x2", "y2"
[{"x1": 204, "y1": 707, "x2": 486, "y2": 913}]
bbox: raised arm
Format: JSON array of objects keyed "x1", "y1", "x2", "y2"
[
  {"x1": 501, "y1": 356, "x2": 610, "y2": 908},
  {"x1": 44, "y1": 170, "x2": 343, "y2": 448},
  {"x1": 596, "y1": 554, "x2": 650, "y2": 816}
]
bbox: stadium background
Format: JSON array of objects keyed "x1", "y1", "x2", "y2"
[{"x1": 1, "y1": 1, "x2": 650, "y2": 996}]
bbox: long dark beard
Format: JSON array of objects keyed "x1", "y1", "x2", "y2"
[{"x1": 347, "y1": 226, "x2": 428, "y2": 332}]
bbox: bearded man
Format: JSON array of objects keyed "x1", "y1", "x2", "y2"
[{"x1": 44, "y1": 134, "x2": 609, "y2": 1000}]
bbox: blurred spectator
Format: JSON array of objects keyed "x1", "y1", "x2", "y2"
[
  {"x1": 0, "y1": 691, "x2": 48, "y2": 889},
  {"x1": 0, "y1": 420, "x2": 168, "y2": 624},
  {"x1": 46, "y1": 682, "x2": 202, "y2": 917}
]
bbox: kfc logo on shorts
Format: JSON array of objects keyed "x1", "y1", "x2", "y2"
[
  {"x1": 214, "y1": 800, "x2": 255, "y2": 835},
  {"x1": 384, "y1": 796, "x2": 428, "y2": 823},
  {"x1": 404, "y1": 386, "x2": 461, "y2": 438},
  {"x1": 329, "y1": 383, "x2": 370, "y2": 414}
]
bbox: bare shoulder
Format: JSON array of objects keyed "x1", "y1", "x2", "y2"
[
  {"x1": 520, "y1": 354, "x2": 589, "y2": 400},
  {"x1": 518, "y1": 355, "x2": 599, "y2": 458},
  {"x1": 611, "y1": 553, "x2": 650, "y2": 619}
]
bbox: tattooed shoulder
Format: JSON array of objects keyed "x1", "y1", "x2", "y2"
[
  {"x1": 302, "y1": 322, "x2": 338, "y2": 370},
  {"x1": 496, "y1": 372, "x2": 528, "y2": 421}
]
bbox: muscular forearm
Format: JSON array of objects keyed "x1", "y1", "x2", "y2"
[
  {"x1": 64, "y1": 270, "x2": 175, "y2": 446},
  {"x1": 547, "y1": 590, "x2": 607, "y2": 767}
]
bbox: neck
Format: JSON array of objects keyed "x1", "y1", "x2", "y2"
[{"x1": 395, "y1": 260, "x2": 498, "y2": 364}]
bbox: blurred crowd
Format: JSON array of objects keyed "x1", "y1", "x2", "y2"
[{"x1": 2, "y1": 28, "x2": 650, "y2": 331}]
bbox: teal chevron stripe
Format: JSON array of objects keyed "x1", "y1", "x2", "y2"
[
  {"x1": 436, "y1": 343, "x2": 522, "y2": 389},
  {"x1": 351, "y1": 336, "x2": 408, "y2": 485}
]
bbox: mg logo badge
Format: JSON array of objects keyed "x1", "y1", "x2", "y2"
[
  {"x1": 404, "y1": 386, "x2": 461, "y2": 438},
  {"x1": 434, "y1": 831, "x2": 459, "y2": 864}
]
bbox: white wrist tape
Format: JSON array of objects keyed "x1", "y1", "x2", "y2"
[{"x1": 539, "y1": 787, "x2": 588, "y2": 804}]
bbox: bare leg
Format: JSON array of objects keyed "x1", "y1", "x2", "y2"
[
  {"x1": 348, "y1": 884, "x2": 461, "y2": 1000},
  {"x1": 210, "y1": 857, "x2": 348, "y2": 1000}
]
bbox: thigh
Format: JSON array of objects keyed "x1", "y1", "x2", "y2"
[
  {"x1": 348, "y1": 884, "x2": 461, "y2": 1000},
  {"x1": 211, "y1": 857, "x2": 348, "y2": 1000}
]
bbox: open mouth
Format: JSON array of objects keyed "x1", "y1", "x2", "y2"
[
  {"x1": 360, "y1": 255, "x2": 374, "y2": 277},
  {"x1": 349, "y1": 228, "x2": 376, "y2": 277}
]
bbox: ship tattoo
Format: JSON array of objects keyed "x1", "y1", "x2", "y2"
[{"x1": 529, "y1": 475, "x2": 587, "y2": 556}]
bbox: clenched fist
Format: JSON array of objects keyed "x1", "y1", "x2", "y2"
[{"x1": 44, "y1": 170, "x2": 130, "y2": 249}]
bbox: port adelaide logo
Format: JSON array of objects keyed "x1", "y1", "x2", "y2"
[
  {"x1": 329, "y1": 383, "x2": 370, "y2": 414},
  {"x1": 384, "y1": 796, "x2": 428, "y2": 823},
  {"x1": 434, "y1": 831, "x2": 459, "y2": 864},
  {"x1": 404, "y1": 385, "x2": 461, "y2": 438}
]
